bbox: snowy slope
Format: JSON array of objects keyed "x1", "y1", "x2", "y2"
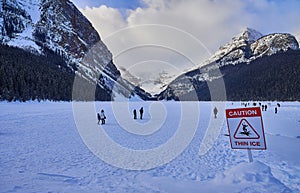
[
  {"x1": 0, "y1": 0, "x2": 41, "y2": 52},
  {"x1": 0, "y1": 101, "x2": 299, "y2": 192},
  {"x1": 119, "y1": 68, "x2": 177, "y2": 96}
]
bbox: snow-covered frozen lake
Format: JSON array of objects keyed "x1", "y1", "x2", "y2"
[{"x1": 0, "y1": 101, "x2": 299, "y2": 193}]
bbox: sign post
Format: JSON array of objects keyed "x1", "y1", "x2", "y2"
[
  {"x1": 247, "y1": 149, "x2": 253, "y2": 162},
  {"x1": 226, "y1": 107, "x2": 266, "y2": 162}
]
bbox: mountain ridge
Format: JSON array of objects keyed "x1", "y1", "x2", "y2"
[{"x1": 157, "y1": 28, "x2": 300, "y2": 101}]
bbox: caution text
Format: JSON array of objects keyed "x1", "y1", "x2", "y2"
[{"x1": 226, "y1": 107, "x2": 261, "y2": 118}]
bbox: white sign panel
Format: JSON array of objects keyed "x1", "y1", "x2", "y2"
[{"x1": 226, "y1": 107, "x2": 266, "y2": 150}]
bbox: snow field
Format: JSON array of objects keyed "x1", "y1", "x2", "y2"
[{"x1": 0, "y1": 101, "x2": 299, "y2": 192}]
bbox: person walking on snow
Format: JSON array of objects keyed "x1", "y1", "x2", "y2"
[
  {"x1": 213, "y1": 107, "x2": 218, "y2": 118},
  {"x1": 100, "y1": 109, "x2": 106, "y2": 125},
  {"x1": 133, "y1": 109, "x2": 137, "y2": 119},
  {"x1": 139, "y1": 107, "x2": 144, "y2": 120},
  {"x1": 97, "y1": 112, "x2": 101, "y2": 125}
]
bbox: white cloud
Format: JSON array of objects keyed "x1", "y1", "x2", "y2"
[
  {"x1": 79, "y1": 0, "x2": 300, "y2": 94},
  {"x1": 79, "y1": 6, "x2": 126, "y2": 38}
]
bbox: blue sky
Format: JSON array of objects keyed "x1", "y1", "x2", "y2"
[{"x1": 71, "y1": 0, "x2": 144, "y2": 10}]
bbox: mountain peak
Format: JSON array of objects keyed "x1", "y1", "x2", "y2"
[
  {"x1": 236, "y1": 28, "x2": 263, "y2": 43},
  {"x1": 206, "y1": 28, "x2": 263, "y2": 65}
]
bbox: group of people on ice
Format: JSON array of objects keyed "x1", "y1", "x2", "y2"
[
  {"x1": 133, "y1": 107, "x2": 144, "y2": 120},
  {"x1": 97, "y1": 107, "x2": 144, "y2": 125},
  {"x1": 241, "y1": 102, "x2": 280, "y2": 114}
]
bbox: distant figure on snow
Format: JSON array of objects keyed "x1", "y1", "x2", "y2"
[
  {"x1": 213, "y1": 107, "x2": 218, "y2": 118},
  {"x1": 262, "y1": 105, "x2": 265, "y2": 111},
  {"x1": 139, "y1": 107, "x2": 144, "y2": 120},
  {"x1": 97, "y1": 112, "x2": 101, "y2": 125},
  {"x1": 133, "y1": 109, "x2": 137, "y2": 119},
  {"x1": 275, "y1": 107, "x2": 278, "y2": 114},
  {"x1": 100, "y1": 109, "x2": 106, "y2": 125}
]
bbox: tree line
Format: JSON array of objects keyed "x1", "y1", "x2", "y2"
[
  {"x1": 222, "y1": 49, "x2": 300, "y2": 101},
  {"x1": 0, "y1": 45, "x2": 112, "y2": 101}
]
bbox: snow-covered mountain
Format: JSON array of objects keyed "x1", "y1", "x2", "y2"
[
  {"x1": 1, "y1": 0, "x2": 42, "y2": 52},
  {"x1": 0, "y1": 0, "x2": 150, "y2": 101},
  {"x1": 119, "y1": 68, "x2": 177, "y2": 96},
  {"x1": 198, "y1": 28, "x2": 298, "y2": 68},
  {"x1": 158, "y1": 28, "x2": 300, "y2": 101},
  {"x1": 207, "y1": 28, "x2": 263, "y2": 66}
]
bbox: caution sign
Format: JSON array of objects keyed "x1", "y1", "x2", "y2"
[{"x1": 226, "y1": 107, "x2": 266, "y2": 150}]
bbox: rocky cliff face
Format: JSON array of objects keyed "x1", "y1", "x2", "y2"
[
  {"x1": 34, "y1": 0, "x2": 101, "y2": 59},
  {"x1": 251, "y1": 33, "x2": 298, "y2": 57},
  {"x1": 1, "y1": 0, "x2": 101, "y2": 56},
  {"x1": 158, "y1": 28, "x2": 300, "y2": 101},
  {"x1": 1, "y1": 0, "x2": 41, "y2": 51},
  {"x1": 0, "y1": 0, "x2": 30, "y2": 38}
]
